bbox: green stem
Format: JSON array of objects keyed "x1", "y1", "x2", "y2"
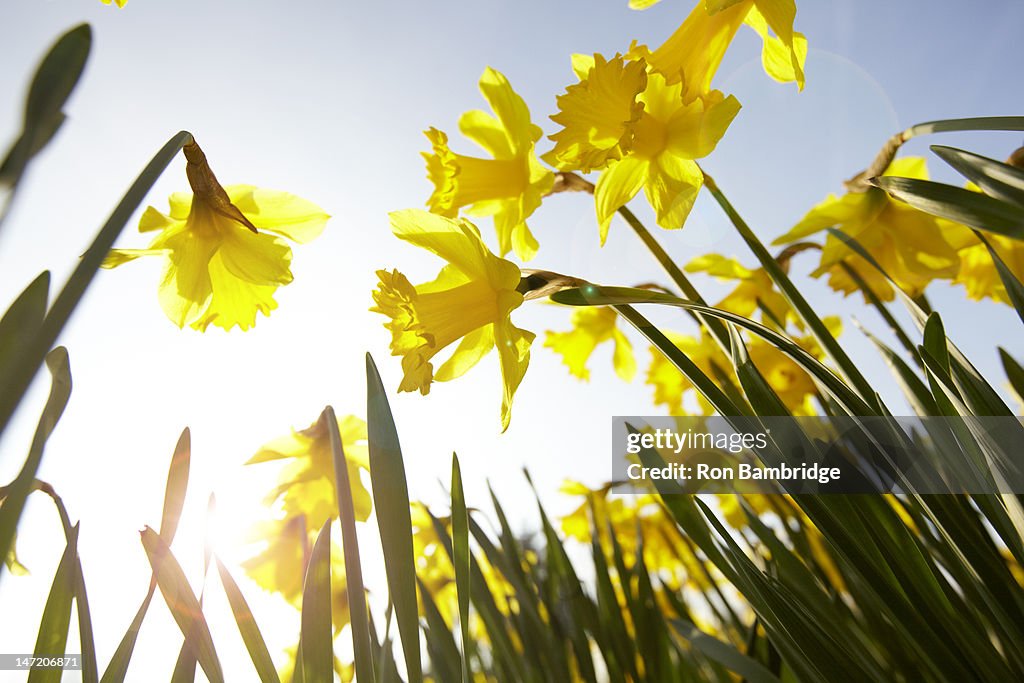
[
  {"x1": 616, "y1": 205, "x2": 733, "y2": 350},
  {"x1": 838, "y1": 262, "x2": 922, "y2": 368},
  {"x1": 0, "y1": 131, "x2": 193, "y2": 439},
  {"x1": 700, "y1": 170, "x2": 882, "y2": 413}
]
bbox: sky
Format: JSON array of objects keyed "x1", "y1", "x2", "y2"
[{"x1": 1, "y1": 0, "x2": 1023, "y2": 679}]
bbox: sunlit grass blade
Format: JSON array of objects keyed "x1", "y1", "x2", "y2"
[
  {"x1": 931, "y1": 145, "x2": 1024, "y2": 207},
  {"x1": 0, "y1": 347, "x2": 71, "y2": 583},
  {"x1": 450, "y1": 453, "x2": 471, "y2": 683},
  {"x1": 670, "y1": 614, "x2": 781, "y2": 681},
  {"x1": 0, "y1": 272, "x2": 49, "y2": 392},
  {"x1": 27, "y1": 523, "x2": 79, "y2": 683},
  {"x1": 1000, "y1": 348, "x2": 1024, "y2": 404},
  {"x1": 215, "y1": 557, "x2": 280, "y2": 683},
  {"x1": 0, "y1": 24, "x2": 91, "y2": 225},
  {"x1": 140, "y1": 527, "x2": 223, "y2": 683},
  {"x1": 904, "y1": 116, "x2": 1024, "y2": 137},
  {"x1": 0, "y1": 130, "x2": 193, "y2": 439},
  {"x1": 323, "y1": 406, "x2": 374, "y2": 683},
  {"x1": 100, "y1": 586, "x2": 154, "y2": 683},
  {"x1": 300, "y1": 520, "x2": 332, "y2": 683},
  {"x1": 418, "y1": 577, "x2": 462, "y2": 683},
  {"x1": 871, "y1": 176, "x2": 1024, "y2": 240},
  {"x1": 365, "y1": 352, "x2": 422, "y2": 681}
]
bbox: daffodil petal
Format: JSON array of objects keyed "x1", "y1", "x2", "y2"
[
  {"x1": 435, "y1": 324, "x2": 495, "y2": 381},
  {"x1": 494, "y1": 318, "x2": 535, "y2": 432},
  {"x1": 226, "y1": 185, "x2": 330, "y2": 244},
  {"x1": 478, "y1": 67, "x2": 539, "y2": 155},
  {"x1": 611, "y1": 327, "x2": 637, "y2": 381},
  {"x1": 219, "y1": 228, "x2": 294, "y2": 286},
  {"x1": 595, "y1": 156, "x2": 647, "y2": 244},
  {"x1": 139, "y1": 206, "x2": 180, "y2": 233},
  {"x1": 389, "y1": 210, "x2": 494, "y2": 283},
  {"x1": 157, "y1": 230, "x2": 219, "y2": 328},
  {"x1": 686, "y1": 253, "x2": 754, "y2": 279},
  {"x1": 458, "y1": 109, "x2": 514, "y2": 160},
  {"x1": 511, "y1": 222, "x2": 539, "y2": 262},
  {"x1": 666, "y1": 93, "x2": 741, "y2": 159},
  {"x1": 102, "y1": 248, "x2": 167, "y2": 268},
  {"x1": 644, "y1": 155, "x2": 702, "y2": 229}
]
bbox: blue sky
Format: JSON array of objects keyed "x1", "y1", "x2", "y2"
[{"x1": 1, "y1": 0, "x2": 1022, "y2": 678}]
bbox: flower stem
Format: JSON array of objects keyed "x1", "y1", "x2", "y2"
[
  {"x1": 0, "y1": 130, "x2": 195, "y2": 440},
  {"x1": 700, "y1": 169, "x2": 882, "y2": 412}
]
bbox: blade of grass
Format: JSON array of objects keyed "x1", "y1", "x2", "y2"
[
  {"x1": 670, "y1": 619, "x2": 782, "y2": 683},
  {"x1": 366, "y1": 352, "x2": 422, "y2": 681},
  {"x1": 0, "y1": 347, "x2": 71, "y2": 582},
  {"x1": 27, "y1": 523, "x2": 79, "y2": 683},
  {"x1": 215, "y1": 557, "x2": 280, "y2": 683},
  {"x1": 451, "y1": 453, "x2": 471, "y2": 683},
  {"x1": 324, "y1": 405, "x2": 374, "y2": 683},
  {"x1": 0, "y1": 272, "x2": 49, "y2": 385},
  {"x1": 931, "y1": 145, "x2": 1024, "y2": 207},
  {"x1": 300, "y1": 520, "x2": 333, "y2": 683},
  {"x1": 140, "y1": 527, "x2": 223, "y2": 683}
]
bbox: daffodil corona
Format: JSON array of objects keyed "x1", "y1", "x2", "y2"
[
  {"x1": 372, "y1": 210, "x2": 534, "y2": 431},
  {"x1": 103, "y1": 142, "x2": 328, "y2": 331}
]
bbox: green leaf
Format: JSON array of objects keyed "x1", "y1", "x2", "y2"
[
  {"x1": 365, "y1": 352, "x2": 422, "y2": 681},
  {"x1": 324, "y1": 406, "x2": 374, "y2": 683},
  {"x1": 671, "y1": 620, "x2": 782, "y2": 683},
  {"x1": 28, "y1": 524, "x2": 79, "y2": 683},
  {"x1": 904, "y1": 116, "x2": 1024, "y2": 138},
  {"x1": 931, "y1": 145, "x2": 1024, "y2": 208},
  {"x1": 300, "y1": 520, "x2": 333, "y2": 683},
  {"x1": 140, "y1": 527, "x2": 223, "y2": 683},
  {"x1": 871, "y1": 176, "x2": 1024, "y2": 241},
  {"x1": 215, "y1": 558, "x2": 280, "y2": 683},
  {"x1": 975, "y1": 232, "x2": 1024, "y2": 326},
  {"x1": 160, "y1": 428, "x2": 191, "y2": 545},
  {"x1": 100, "y1": 586, "x2": 154, "y2": 683},
  {"x1": 1000, "y1": 348, "x2": 1024, "y2": 405},
  {"x1": 0, "y1": 131, "x2": 193, "y2": 439},
  {"x1": 0, "y1": 347, "x2": 71, "y2": 583},
  {"x1": 451, "y1": 453, "x2": 471, "y2": 683},
  {"x1": 0, "y1": 24, "x2": 91, "y2": 219},
  {"x1": 0, "y1": 272, "x2": 49, "y2": 385}
]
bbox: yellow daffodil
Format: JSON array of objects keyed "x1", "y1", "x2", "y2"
[
  {"x1": 954, "y1": 232, "x2": 1024, "y2": 305},
  {"x1": 635, "y1": 0, "x2": 807, "y2": 100},
  {"x1": 544, "y1": 306, "x2": 636, "y2": 382},
  {"x1": 246, "y1": 412, "x2": 372, "y2": 529},
  {"x1": 103, "y1": 142, "x2": 328, "y2": 331},
  {"x1": 372, "y1": 210, "x2": 534, "y2": 431},
  {"x1": 99, "y1": 0, "x2": 127, "y2": 6},
  {"x1": 423, "y1": 68, "x2": 553, "y2": 261},
  {"x1": 774, "y1": 157, "x2": 970, "y2": 301},
  {"x1": 546, "y1": 54, "x2": 648, "y2": 173},
  {"x1": 686, "y1": 253, "x2": 796, "y2": 329},
  {"x1": 547, "y1": 54, "x2": 740, "y2": 242}
]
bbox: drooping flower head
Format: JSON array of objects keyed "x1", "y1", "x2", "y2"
[
  {"x1": 774, "y1": 157, "x2": 970, "y2": 301},
  {"x1": 103, "y1": 142, "x2": 328, "y2": 331},
  {"x1": 544, "y1": 305, "x2": 636, "y2": 382},
  {"x1": 246, "y1": 412, "x2": 372, "y2": 528},
  {"x1": 547, "y1": 54, "x2": 741, "y2": 243},
  {"x1": 372, "y1": 210, "x2": 534, "y2": 431},
  {"x1": 632, "y1": 0, "x2": 807, "y2": 100},
  {"x1": 423, "y1": 68, "x2": 554, "y2": 261}
]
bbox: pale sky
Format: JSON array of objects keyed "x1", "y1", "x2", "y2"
[{"x1": 1, "y1": 0, "x2": 1023, "y2": 679}]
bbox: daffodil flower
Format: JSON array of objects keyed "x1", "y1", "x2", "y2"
[
  {"x1": 246, "y1": 412, "x2": 372, "y2": 528},
  {"x1": 633, "y1": 0, "x2": 807, "y2": 100},
  {"x1": 99, "y1": 0, "x2": 128, "y2": 6},
  {"x1": 547, "y1": 54, "x2": 741, "y2": 242},
  {"x1": 544, "y1": 306, "x2": 636, "y2": 382},
  {"x1": 372, "y1": 210, "x2": 534, "y2": 431},
  {"x1": 103, "y1": 142, "x2": 328, "y2": 331},
  {"x1": 685, "y1": 253, "x2": 796, "y2": 330},
  {"x1": 955, "y1": 234, "x2": 1024, "y2": 304},
  {"x1": 646, "y1": 330, "x2": 729, "y2": 415},
  {"x1": 774, "y1": 157, "x2": 970, "y2": 301},
  {"x1": 423, "y1": 68, "x2": 553, "y2": 261}
]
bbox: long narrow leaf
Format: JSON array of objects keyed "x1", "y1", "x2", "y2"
[
  {"x1": 366, "y1": 353, "x2": 422, "y2": 681},
  {"x1": 215, "y1": 558, "x2": 280, "y2": 683},
  {"x1": 27, "y1": 524, "x2": 79, "y2": 683},
  {"x1": 300, "y1": 520, "x2": 333, "y2": 683},
  {"x1": 451, "y1": 453, "x2": 471, "y2": 683}
]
